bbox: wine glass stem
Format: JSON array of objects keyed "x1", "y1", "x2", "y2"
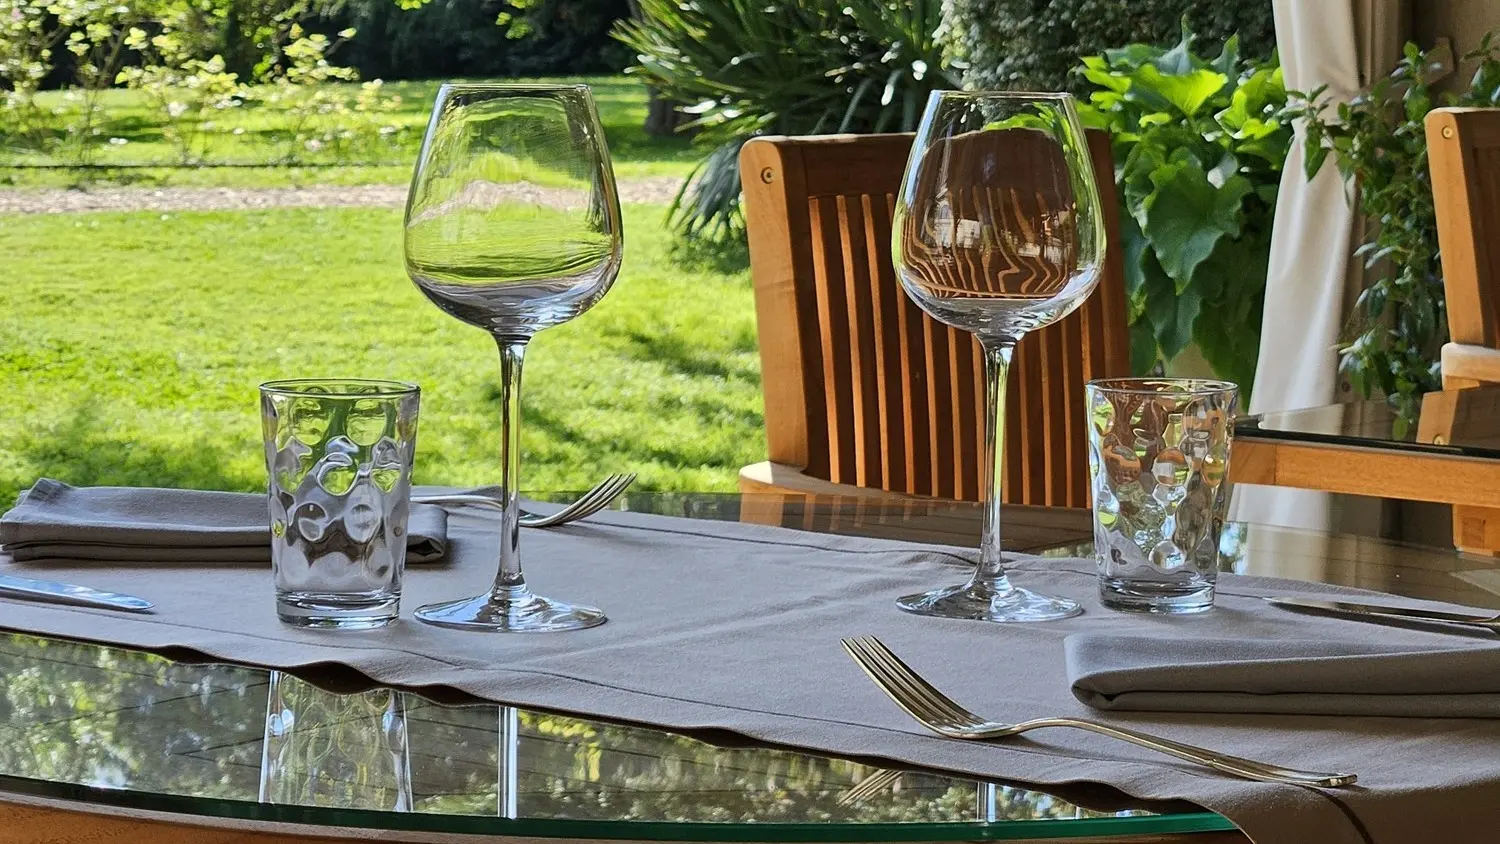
[
  {"x1": 969, "y1": 339, "x2": 1017, "y2": 596},
  {"x1": 490, "y1": 337, "x2": 529, "y2": 602}
]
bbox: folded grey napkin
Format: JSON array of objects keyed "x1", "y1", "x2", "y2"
[
  {"x1": 1066, "y1": 633, "x2": 1500, "y2": 718},
  {"x1": 0, "y1": 479, "x2": 447, "y2": 564}
]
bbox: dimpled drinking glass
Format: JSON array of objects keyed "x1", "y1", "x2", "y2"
[
  {"x1": 261, "y1": 379, "x2": 420, "y2": 629},
  {"x1": 1086, "y1": 378, "x2": 1237, "y2": 614}
]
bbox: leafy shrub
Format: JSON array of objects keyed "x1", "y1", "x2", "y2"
[
  {"x1": 497, "y1": 0, "x2": 631, "y2": 76},
  {"x1": 335, "y1": 0, "x2": 513, "y2": 79},
  {"x1": 946, "y1": 0, "x2": 1275, "y2": 93},
  {"x1": 614, "y1": 0, "x2": 954, "y2": 240},
  {"x1": 1077, "y1": 25, "x2": 1289, "y2": 390},
  {"x1": 1293, "y1": 36, "x2": 1500, "y2": 424},
  {"x1": 252, "y1": 25, "x2": 364, "y2": 163},
  {"x1": 335, "y1": 0, "x2": 628, "y2": 81},
  {"x1": 0, "y1": 0, "x2": 62, "y2": 149},
  {"x1": 118, "y1": 12, "x2": 246, "y2": 165}
]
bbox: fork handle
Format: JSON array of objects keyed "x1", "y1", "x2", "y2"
[{"x1": 1025, "y1": 717, "x2": 1356, "y2": 787}]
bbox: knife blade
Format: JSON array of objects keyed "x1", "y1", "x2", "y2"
[
  {"x1": 0, "y1": 573, "x2": 154, "y2": 614},
  {"x1": 1266, "y1": 595, "x2": 1499, "y2": 629}
]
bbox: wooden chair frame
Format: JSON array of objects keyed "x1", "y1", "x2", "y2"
[
  {"x1": 1427, "y1": 107, "x2": 1500, "y2": 553},
  {"x1": 738, "y1": 130, "x2": 1128, "y2": 507}
]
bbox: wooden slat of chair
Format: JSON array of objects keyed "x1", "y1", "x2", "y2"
[
  {"x1": 1428, "y1": 107, "x2": 1500, "y2": 554},
  {"x1": 1430, "y1": 108, "x2": 1500, "y2": 367},
  {"x1": 739, "y1": 130, "x2": 1129, "y2": 506}
]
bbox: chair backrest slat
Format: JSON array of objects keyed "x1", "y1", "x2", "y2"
[
  {"x1": 742, "y1": 130, "x2": 1129, "y2": 505},
  {"x1": 1429, "y1": 108, "x2": 1500, "y2": 350}
]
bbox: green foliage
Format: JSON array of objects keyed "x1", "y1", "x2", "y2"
[
  {"x1": 1293, "y1": 36, "x2": 1500, "y2": 424},
  {"x1": 1078, "y1": 23, "x2": 1288, "y2": 390},
  {"x1": 945, "y1": 0, "x2": 1276, "y2": 94},
  {"x1": 496, "y1": 0, "x2": 631, "y2": 75},
  {"x1": 0, "y1": 0, "x2": 71, "y2": 149},
  {"x1": 614, "y1": 0, "x2": 955, "y2": 241},
  {"x1": 335, "y1": 0, "x2": 629, "y2": 80},
  {"x1": 249, "y1": 25, "x2": 410, "y2": 164},
  {"x1": 0, "y1": 0, "x2": 146, "y2": 159},
  {"x1": 0, "y1": 0, "x2": 412, "y2": 166},
  {"x1": 0, "y1": 76, "x2": 694, "y2": 181},
  {"x1": 117, "y1": 13, "x2": 247, "y2": 166}
]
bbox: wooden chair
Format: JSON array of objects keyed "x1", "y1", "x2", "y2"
[
  {"x1": 737, "y1": 130, "x2": 1128, "y2": 506},
  {"x1": 1427, "y1": 107, "x2": 1500, "y2": 552},
  {"x1": 1430, "y1": 107, "x2": 1500, "y2": 387}
]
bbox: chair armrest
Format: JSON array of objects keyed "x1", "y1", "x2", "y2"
[{"x1": 738, "y1": 461, "x2": 923, "y2": 501}]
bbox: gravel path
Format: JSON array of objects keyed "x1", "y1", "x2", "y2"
[{"x1": 0, "y1": 176, "x2": 683, "y2": 215}]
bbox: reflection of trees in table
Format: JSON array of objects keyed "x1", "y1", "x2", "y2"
[
  {"x1": 0, "y1": 633, "x2": 267, "y2": 798},
  {"x1": 0, "y1": 633, "x2": 1115, "y2": 825}
]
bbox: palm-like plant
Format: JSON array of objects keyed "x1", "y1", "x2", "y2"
[{"x1": 614, "y1": 0, "x2": 953, "y2": 240}]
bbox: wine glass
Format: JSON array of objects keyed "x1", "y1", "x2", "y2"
[
  {"x1": 892, "y1": 91, "x2": 1105, "y2": 623},
  {"x1": 403, "y1": 83, "x2": 623, "y2": 632}
]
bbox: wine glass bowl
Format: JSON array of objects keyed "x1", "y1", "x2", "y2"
[
  {"x1": 892, "y1": 91, "x2": 1105, "y2": 623},
  {"x1": 403, "y1": 83, "x2": 622, "y2": 632},
  {"x1": 895, "y1": 94, "x2": 1103, "y2": 342},
  {"x1": 405, "y1": 84, "x2": 623, "y2": 337}
]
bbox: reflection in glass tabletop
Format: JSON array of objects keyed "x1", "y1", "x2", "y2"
[
  {"x1": 11, "y1": 488, "x2": 1490, "y2": 841},
  {"x1": 1235, "y1": 384, "x2": 1500, "y2": 459}
]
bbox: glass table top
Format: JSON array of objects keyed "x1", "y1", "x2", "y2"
[
  {"x1": 3, "y1": 491, "x2": 1496, "y2": 840},
  {"x1": 1235, "y1": 385, "x2": 1500, "y2": 459}
]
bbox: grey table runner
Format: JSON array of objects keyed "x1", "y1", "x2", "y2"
[
  {"x1": 0, "y1": 479, "x2": 448, "y2": 563},
  {"x1": 2, "y1": 501, "x2": 1499, "y2": 844}
]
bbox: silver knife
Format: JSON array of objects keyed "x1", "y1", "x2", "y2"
[
  {"x1": 1266, "y1": 596, "x2": 1500, "y2": 630},
  {"x1": 0, "y1": 573, "x2": 154, "y2": 614}
]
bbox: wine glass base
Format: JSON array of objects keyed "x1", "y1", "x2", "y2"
[
  {"x1": 414, "y1": 592, "x2": 606, "y2": 632},
  {"x1": 896, "y1": 583, "x2": 1082, "y2": 623}
]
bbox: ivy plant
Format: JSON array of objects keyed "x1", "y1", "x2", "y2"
[
  {"x1": 1076, "y1": 23, "x2": 1290, "y2": 394},
  {"x1": 1291, "y1": 36, "x2": 1500, "y2": 426}
]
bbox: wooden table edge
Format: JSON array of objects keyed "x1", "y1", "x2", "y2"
[
  {"x1": 0, "y1": 789, "x2": 1248, "y2": 844},
  {"x1": 1231, "y1": 436, "x2": 1500, "y2": 508}
]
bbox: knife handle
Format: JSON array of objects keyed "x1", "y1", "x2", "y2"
[{"x1": 0, "y1": 574, "x2": 154, "y2": 613}]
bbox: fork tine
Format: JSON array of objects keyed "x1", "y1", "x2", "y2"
[
  {"x1": 857, "y1": 637, "x2": 980, "y2": 727},
  {"x1": 563, "y1": 480, "x2": 610, "y2": 513},
  {"x1": 523, "y1": 473, "x2": 634, "y2": 527},
  {"x1": 600, "y1": 473, "x2": 633, "y2": 500},
  {"x1": 546, "y1": 496, "x2": 591, "y2": 521},
  {"x1": 576, "y1": 473, "x2": 630, "y2": 515},
  {"x1": 841, "y1": 639, "x2": 931, "y2": 725},
  {"x1": 842, "y1": 638, "x2": 959, "y2": 730}
]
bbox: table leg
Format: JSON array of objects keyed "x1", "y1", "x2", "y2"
[{"x1": 1453, "y1": 504, "x2": 1500, "y2": 556}]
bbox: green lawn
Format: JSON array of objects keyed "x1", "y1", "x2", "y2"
[
  {"x1": 0, "y1": 204, "x2": 764, "y2": 503},
  {"x1": 1, "y1": 75, "x2": 700, "y2": 187}
]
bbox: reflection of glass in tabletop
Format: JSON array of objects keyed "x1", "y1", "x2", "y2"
[
  {"x1": 260, "y1": 671, "x2": 413, "y2": 811},
  {"x1": 0, "y1": 631, "x2": 1208, "y2": 837}
]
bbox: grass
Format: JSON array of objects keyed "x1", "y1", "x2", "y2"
[
  {"x1": 0, "y1": 204, "x2": 763, "y2": 503},
  {"x1": 0, "y1": 75, "x2": 701, "y2": 187}
]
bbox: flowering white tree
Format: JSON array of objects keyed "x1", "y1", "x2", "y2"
[
  {"x1": 2, "y1": 0, "x2": 406, "y2": 165},
  {"x1": 0, "y1": 0, "x2": 68, "y2": 150}
]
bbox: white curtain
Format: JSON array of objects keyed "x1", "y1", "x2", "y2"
[
  {"x1": 1233, "y1": 0, "x2": 1405, "y2": 533},
  {"x1": 1252, "y1": 0, "x2": 1362, "y2": 417}
]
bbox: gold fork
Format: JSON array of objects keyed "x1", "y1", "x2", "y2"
[{"x1": 841, "y1": 636, "x2": 1357, "y2": 788}]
